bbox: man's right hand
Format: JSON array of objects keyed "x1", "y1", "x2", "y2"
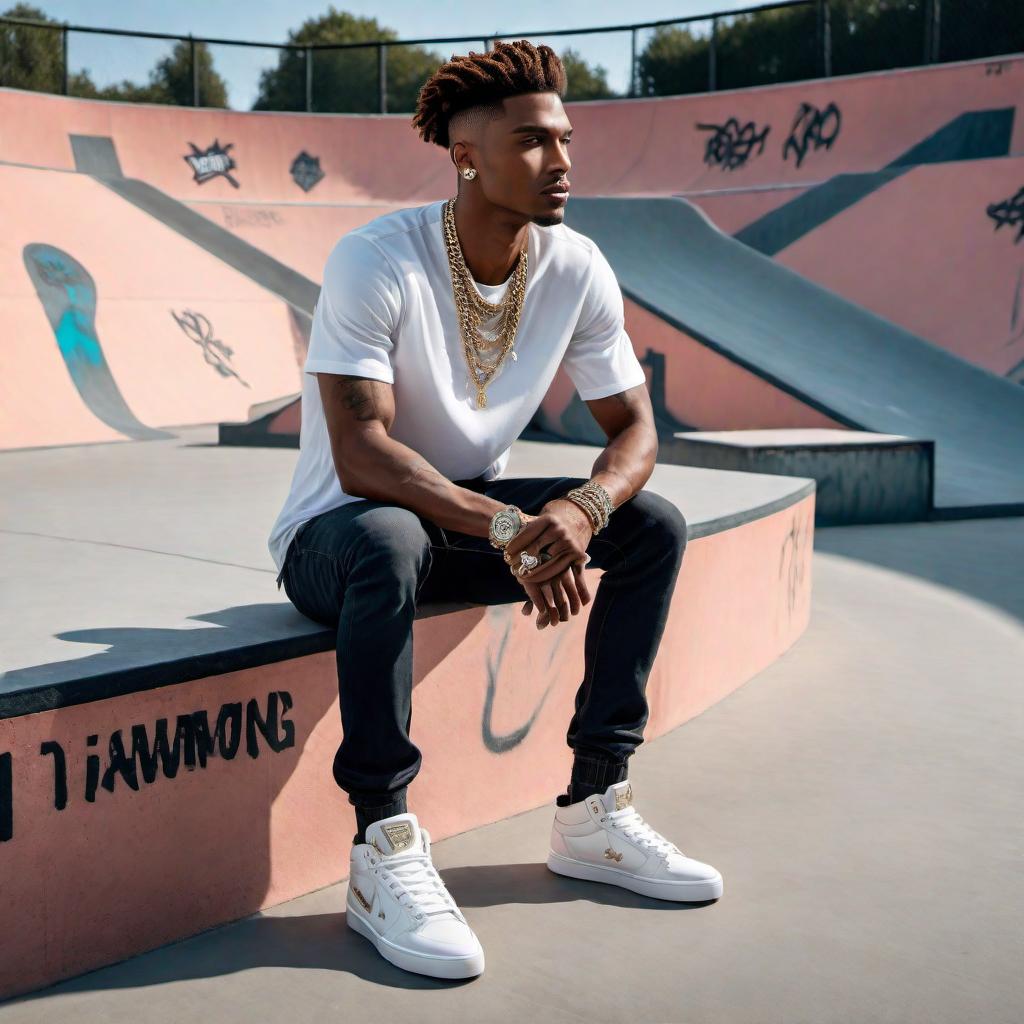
[{"x1": 517, "y1": 557, "x2": 592, "y2": 630}]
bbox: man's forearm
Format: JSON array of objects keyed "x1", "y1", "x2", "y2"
[
  {"x1": 340, "y1": 421, "x2": 657, "y2": 539},
  {"x1": 341, "y1": 434, "x2": 506, "y2": 537},
  {"x1": 585, "y1": 421, "x2": 658, "y2": 511}
]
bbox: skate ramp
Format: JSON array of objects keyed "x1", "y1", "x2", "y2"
[
  {"x1": 767, "y1": 156, "x2": 1024, "y2": 379},
  {"x1": 0, "y1": 163, "x2": 304, "y2": 450},
  {"x1": 554, "y1": 196, "x2": 1024, "y2": 515}
]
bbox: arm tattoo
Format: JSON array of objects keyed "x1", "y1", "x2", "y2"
[{"x1": 335, "y1": 375, "x2": 382, "y2": 423}]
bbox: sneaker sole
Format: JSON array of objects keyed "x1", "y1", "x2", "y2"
[
  {"x1": 546, "y1": 849, "x2": 723, "y2": 902},
  {"x1": 346, "y1": 898, "x2": 485, "y2": 979}
]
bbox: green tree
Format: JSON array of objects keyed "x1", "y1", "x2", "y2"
[
  {"x1": 635, "y1": 0, "x2": 1024, "y2": 98},
  {"x1": 1, "y1": 4, "x2": 227, "y2": 105},
  {"x1": 251, "y1": 6, "x2": 442, "y2": 113},
  {"x1": 560, "y1": 46, "x2": 616, "y2": 100},
  {"x1": 75, "y1": 39, "x2": 229, "y2": 107},
  {"x1": 1, "y1": 3, "x2": 71, "y2": 92},
  {"x1": 636, "y1": 23, "x2": 709, "y2": 97}
]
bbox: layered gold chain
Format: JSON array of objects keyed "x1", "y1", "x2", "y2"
[{"x1": 442, "y1": 196, "x2": 528, "y2": 409}]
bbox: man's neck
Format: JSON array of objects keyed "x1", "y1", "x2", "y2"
[{"x1": 452, "y1": 190, "x2": 530, "y2": 286}]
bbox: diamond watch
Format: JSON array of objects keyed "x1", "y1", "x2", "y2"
[{"x1": 488, "y1": 504, "x2": 526, "y2": 549}]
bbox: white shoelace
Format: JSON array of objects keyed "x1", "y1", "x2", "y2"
[
  {"x1": 603, "y1": 806, "x2": 681, "y2": 861},
  {"x1": 372, "y1": 851, "x2": 457, "y2": 920}
]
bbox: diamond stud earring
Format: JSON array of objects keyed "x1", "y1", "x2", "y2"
[{"x1": 461, "y1": 167, "x2": 477, "y2": 180}]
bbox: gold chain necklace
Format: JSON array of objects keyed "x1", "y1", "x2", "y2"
[{"x1": 442, "y1": 196, "x2": 528, "y2": 409}]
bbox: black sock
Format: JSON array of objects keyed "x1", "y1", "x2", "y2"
[
  {"x1": 352, "y1": 793, "x2": 408, "y2": 846},
  {"x1": 556, "y1": 753, "x2": 629, "y2": 806}
]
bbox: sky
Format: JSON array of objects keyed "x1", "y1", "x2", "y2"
[{"x1": 23, "y1": 0, "x2": 761, "y2": 109}]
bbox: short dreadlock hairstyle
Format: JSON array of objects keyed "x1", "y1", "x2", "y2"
[{"x1": 411, "y1": 39, "x2": 567, "y2": 150}]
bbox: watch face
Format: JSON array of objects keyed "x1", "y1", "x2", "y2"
[{"x1": 491, "y1": 507, "x2": 522, "y2": 544}]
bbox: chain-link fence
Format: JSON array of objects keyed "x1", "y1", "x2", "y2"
[{"x1": 0, "y1": 1, "x2": 1019, "y2": 113}]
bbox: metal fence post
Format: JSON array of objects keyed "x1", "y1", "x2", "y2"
[
  {"x1": 189, "y1": 34, "x2": 198, "y2": 106},
  {"x1": 630, "y1": 27, "x2": 637, "y2": 96},
  {"x1": 378, "y1": 43, "x2": 387, "y2": 113},
  {"x1": 924, "y1": 0, "x2": 941, "y2": 63},
  {"x1": 708, "y1": 16, "x2": 717, "y2": 91},
  {"x1": 61, "y1": 23, "x2": 69, "y2": 94},
  {"x1": 816, "y1": 0, "x2": 832, "y2": 77},
  {"x1": 305, "y1": 45, "x2": 312, "y2": 112}
]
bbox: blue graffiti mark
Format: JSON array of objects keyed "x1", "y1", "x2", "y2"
[{"x1": 22, "y1": 244, "x2": 174, "y2": 441}]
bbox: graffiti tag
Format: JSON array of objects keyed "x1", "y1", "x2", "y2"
[
  {"x1": 986, "y1": 185, "x2": 1024, "y2": 243},
  {"x1": 290, "y1": 150, "x2": 325, "y2": 193},
  {"x1": 696, "y1": 117, "x2": 770, "y2": 171},
  {"x1": 184, "y1": 139, "x2": 240, "y2": 188},
  {"x1": 170, "y1": 308, "x2": 251, "y2": 388},
  {"x1": 783, "y1": 101, "x2": 842, "y2": 168}
]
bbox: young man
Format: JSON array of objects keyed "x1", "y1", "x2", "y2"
[{"x1": 268, "y1": 39, "x2": 722, "y2": 980}]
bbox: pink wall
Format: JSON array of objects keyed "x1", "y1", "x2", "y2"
[{"x1": 2, "y1": 55, "x2": 1020, "y2": 202}]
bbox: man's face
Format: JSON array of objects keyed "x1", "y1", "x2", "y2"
[{"x1": 468, "y1": 92, "x2": 573, "y2": 227}]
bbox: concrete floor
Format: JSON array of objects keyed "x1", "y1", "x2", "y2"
[{"x1": 1, "y1": 517, "x2": 1021, "y2": 1022}]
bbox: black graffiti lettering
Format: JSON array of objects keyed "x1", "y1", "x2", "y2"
[
  {"x1": 245, "y1": 691, "x2": 296, "y2": 757},
  {"x1": 783, "y1": 101, "x2": 841, "y2": 168},
  {"x1": 85, "y1": 734, "x2": 100, "y2": 803},
  {"x1": 986, "y1": 186, "x2": 1024, "y2": 243},
  {"x1": 114, "y1": 716, "x2": 189, "y2": 789},
  {"x1": 1, "y1": 752, "x2": 12, "y2": 842},
  {"x1": 4, "y1": 693, "x2": 295, "y2": 832},
  {"x1": 696, "y1": 117, "x2": 770, "y2": 171},
  {"x1": 102, "y1": 729, "x2": 142, "y2": 793},
  {"x1": 216, "y1": 702, "x2": 244, "y2": 759},
  {"x1": 40, "y1": 740, "x2": 68, "y2": 811}
]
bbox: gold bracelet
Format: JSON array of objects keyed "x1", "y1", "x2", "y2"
[{"x1": 564, "y1": 481, "x2": 616, "y2": 534}]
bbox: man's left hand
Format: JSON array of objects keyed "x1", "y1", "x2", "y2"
[{"x1": 503, "y1": 499, "x2": 594, "y2": 586}]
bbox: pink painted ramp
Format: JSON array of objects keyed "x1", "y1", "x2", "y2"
[
  {"x1": 183, "y1": 201, "x2": 399, "y2": 281},
  {"x1": 0, "y1": 164, "x2": 302, "y2": 450},
  {"x1": 772, "y1": 156, "x2": 1024, "y2": 378}
]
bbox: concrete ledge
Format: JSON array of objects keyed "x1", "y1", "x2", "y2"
[
  {"x1": 0, "y1": 427, "x2": 815, "y2": 999},
  {"x1": 662, "y1": 428, "x2": 934, "y2": 525}
]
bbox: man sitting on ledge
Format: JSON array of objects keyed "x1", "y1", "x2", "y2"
[{"x1": 267, "y1": 38, "x2": 723, "y2": 982}]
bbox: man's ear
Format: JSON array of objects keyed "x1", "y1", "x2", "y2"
[{"x1": 450, "y1": 140, "x2": 470, "y2": 172}]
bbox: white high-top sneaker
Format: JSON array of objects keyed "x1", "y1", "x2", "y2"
[
  {"x1": 346, "y1": 811, "x2": 485, "y2": 979},
  {"x1": 547, "y1": 779, "x2": 724, "y2": 902}
]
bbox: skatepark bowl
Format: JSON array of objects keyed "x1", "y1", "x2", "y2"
[{"x1": 1, "y1": 48, "x2": 1022, "y2": 1021}]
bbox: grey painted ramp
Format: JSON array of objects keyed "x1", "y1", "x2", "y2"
[
  {"x1": 564, "y1": 196, "x2": 1024, "y2": 515},
  {"x1": 68, "y1": 134, "x2": 124, "y2": 177}
]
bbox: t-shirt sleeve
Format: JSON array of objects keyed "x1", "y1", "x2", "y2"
[
  {"x1": 303, "y1": 232, "x2": 400, "y2": 383},
  {"x1": 560, "y1": 245, "x2": 647, "y2": 401}
]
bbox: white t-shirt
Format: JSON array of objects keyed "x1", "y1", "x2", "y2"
[{"x1": 267, "y1": 198, "x2": 646, "y2": 573}]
